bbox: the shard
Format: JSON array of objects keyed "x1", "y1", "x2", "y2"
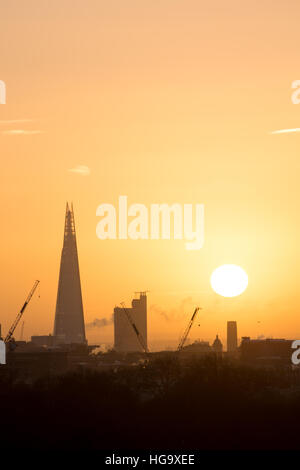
[{"x1": 53, "y1": 203, "x2": 86, "y2": 345}]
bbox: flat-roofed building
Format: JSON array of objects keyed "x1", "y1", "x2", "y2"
[
  {"x1": 227, "y1": 321, "x2": 238, "y2": 353},
  {"x1": 114, "y1": 292, "x2": 147, "y2": 352}
]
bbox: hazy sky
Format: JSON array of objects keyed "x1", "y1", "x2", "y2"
[{"x1": 1, "y1": 1, "x2": 300, "y2": 348}]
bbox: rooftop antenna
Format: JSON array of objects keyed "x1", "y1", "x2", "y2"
[{"x1": 134, "y1": 291, "x2": 150, "y2": 297}]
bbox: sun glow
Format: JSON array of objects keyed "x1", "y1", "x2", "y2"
[{"x1": 210, "y1": 264, "x2": 248, "y2": 298}]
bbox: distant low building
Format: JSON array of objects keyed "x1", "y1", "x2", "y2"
[
  {"x1": 182, "y1": 340, "x2": 211, "y2": 354},
  {"x1": 5, "y1": 350, "x2": 69, "y2": 381},
  {"x1": 31, "y1": 335, "x2": 54, "y2": 348},
  {"x1": 240, "y1": 337, "x2": 294, "y2": 365}
]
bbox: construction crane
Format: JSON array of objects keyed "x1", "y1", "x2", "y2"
[
  {"x1": 120, "y1": 302, "x2": 149, "y2": 353},
  {"x1": 5, "y1": 280, "x2": 40, "y2": 343},
  {"x1": 177, "y1": 307, "x2": 200, "y2": 352}
]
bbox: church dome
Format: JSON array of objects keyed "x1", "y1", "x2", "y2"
[{"x1": 212, "y1": 334, "x2": 223, "y2": 352}]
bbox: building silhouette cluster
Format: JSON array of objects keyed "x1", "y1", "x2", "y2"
[{"x1": 2, "y1": 203, "x2": 297, "y2": 373}]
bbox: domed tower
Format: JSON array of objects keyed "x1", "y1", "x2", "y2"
[{"x1": 212, "y1": 334, "x2": 223, "y2": 353}]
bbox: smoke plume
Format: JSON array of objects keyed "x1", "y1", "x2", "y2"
[{"x1": 86, "y1": 315, "x2": 113, "y2": 329}]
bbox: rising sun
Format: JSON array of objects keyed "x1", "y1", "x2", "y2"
[{"x1": 210, "y1": 264, "x2": 248, "y2": 298}]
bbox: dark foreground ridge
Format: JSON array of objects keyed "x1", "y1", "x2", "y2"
[{"x1": 1, "y1": 355, "x2": 300, "y2": 450}]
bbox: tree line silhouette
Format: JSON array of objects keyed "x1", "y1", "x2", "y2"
[{"x1": 0, "y1": 355, "x2": 300, "y2": 449}]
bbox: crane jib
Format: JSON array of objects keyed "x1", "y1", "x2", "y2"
[
  {"x1": 20, "y1": 302, "x2": 28, "y2": 314},
  {"x1": 133, "y1": 324, "x2": 139, "y2": 335},
  {"x1": 121, "y1": 302, "x2": 148, "y2": 353},
  {"x1": 177, "y1": 307, "x2": 200, "y2": 351},
  {"x1": 4, "y1": 280, "x2": 39, "y2": 343}
]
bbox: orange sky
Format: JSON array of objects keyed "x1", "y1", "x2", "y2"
[{"x1": 1, "y1": 1, "x2": 300, "y2": 349}]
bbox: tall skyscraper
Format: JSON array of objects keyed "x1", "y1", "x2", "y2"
[
  {"x1": 227, "y1": 321, "x2": 238, "y2": 353},
  {"x1": 53, "y1": 203, "x2": 86, "y2": 345},
  {"x1": 114, "y1": 292, "x2": 147, "y2": 352}
]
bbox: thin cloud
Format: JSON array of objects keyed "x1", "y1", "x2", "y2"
[
  {"x1": 68, "y1": 165, "x2": 91, "y2": 176},
  {"x1": 2, "y1": 129, "x2": 43, "y2": 135},
  {"x1": 0, "y1": 119, "x2": 34, "y2": 124},
  {"x1": 270, "y1": 128, "x2": 300, "y2": 135}
]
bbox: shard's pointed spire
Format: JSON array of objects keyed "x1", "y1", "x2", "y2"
[{"x1": 53, "y1": 203, "x2": 86, "y2": 345}]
